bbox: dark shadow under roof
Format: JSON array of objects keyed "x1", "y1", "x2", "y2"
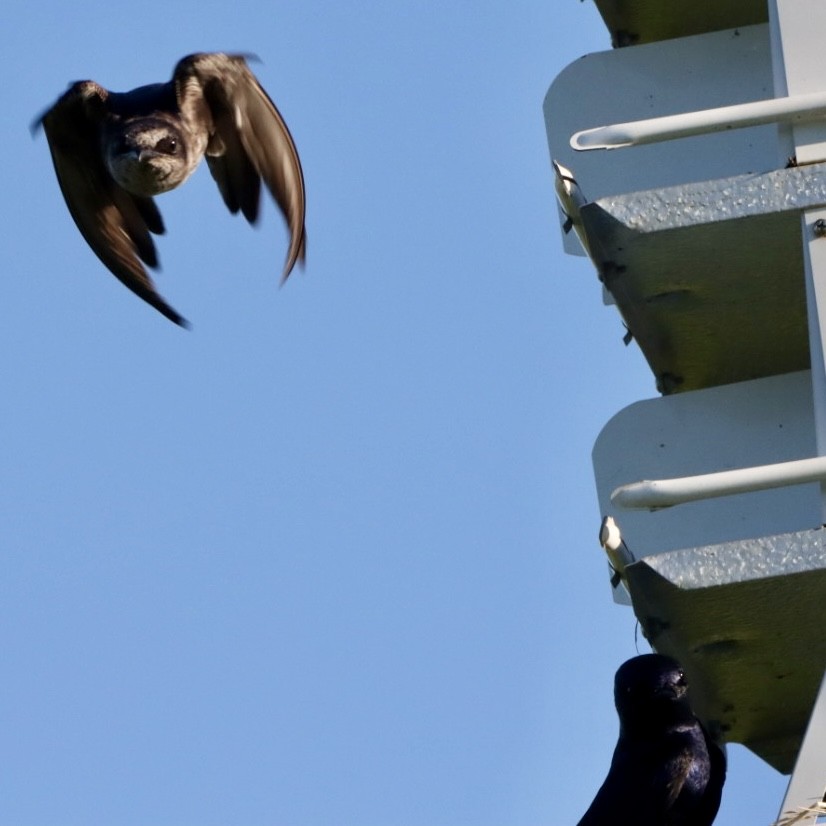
[{"x1": 594, "y1": 0, "x2": 768, "y2": 47}]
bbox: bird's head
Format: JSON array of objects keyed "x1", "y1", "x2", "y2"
[
  {"x1": 104, "y1": 118, "x2": 191, "y2": 196},
  {"x1": 614, "y1": 654, "x2": 695, "y2": 734}
]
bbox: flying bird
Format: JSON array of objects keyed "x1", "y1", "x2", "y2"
[
  {"x1": 577, "y1": 654, "x2": 726, "y2": 826},
  {"x1": 34, "y1": 53, "x2": 307, "y2": 327}
]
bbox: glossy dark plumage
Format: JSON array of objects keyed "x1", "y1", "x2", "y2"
[
  {"x1": 35, "y1": 53, "x2": 306, "y2": 327},
  {"x1": 576, "y1": 654, "x2": 726, "y2": 826}
]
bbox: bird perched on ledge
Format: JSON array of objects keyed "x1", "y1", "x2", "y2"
[
  {"x1": 34, "y1": 53, "x2": 306, "y2": 327},
  {"x1": 599, "y1": 515, "x2": 635, "y2": 588},
  {"x1": 577, "y1": 654, "x2": 726, "y2": 826}
]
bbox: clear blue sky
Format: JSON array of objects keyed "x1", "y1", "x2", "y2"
[{"x1": 3, "y1": 1, "x2": 788, "y2": 824}]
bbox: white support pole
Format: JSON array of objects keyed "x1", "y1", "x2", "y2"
[
  {"x1": 775, "y1": 0, "x2": 826, "y2": 514},
  {"x1": 772, "y1": 0, "x2": 826, "y2": 163},
  {"x1": 777, "y1": 670, "x2": 826, "y2": 826},
  {"x1": 771, "y1": 2, "x2": 826, "y2": 822},
  {"x1": 801, "y1": 207, "x2": 826, "y2": 515}
]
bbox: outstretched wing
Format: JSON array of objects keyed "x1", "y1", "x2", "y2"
[
  {"x1": 36, "y1": 81, "x2": 187, "y2": 327},
  {"x1": 175, "y1": 53, "x2": 306, "y2": 280}
]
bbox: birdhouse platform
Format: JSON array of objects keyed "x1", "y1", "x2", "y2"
[{"x1": 545, "y1": 0, "x2": 826, "y2": 819}]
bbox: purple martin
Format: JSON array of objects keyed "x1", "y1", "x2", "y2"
[
  {"x1": 34, "y1": 53, "x2": 307, "y2": 327},
  {"x1": 577, "y1": 654, "x2": 726, "y2": 826}
]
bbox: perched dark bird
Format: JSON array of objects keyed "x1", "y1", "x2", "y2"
[
  {"x1": 34, "y1": 53, "x2": 306, "y2": 327},
  {"x1": 577, "y1": 654, "x2": 726, "y2": 826}
]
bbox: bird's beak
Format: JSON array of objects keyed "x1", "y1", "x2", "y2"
[{"x1": 657, "y1": 680, "x2": 688, "y2": 700}]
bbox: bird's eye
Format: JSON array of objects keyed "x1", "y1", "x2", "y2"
[{"x1": 156, "y1": 136, "x2": 178, "y2": 155}]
